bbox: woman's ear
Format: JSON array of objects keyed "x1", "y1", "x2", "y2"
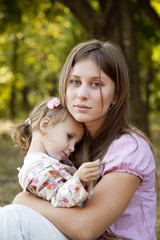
[
  {"x1": 111, "y1": 95, "x2": 117, "y2": 105},
  {"x1": 40, "y1": 117, "x2": 51, "y2": 134}
]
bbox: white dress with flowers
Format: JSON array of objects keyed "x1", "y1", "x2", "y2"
[{"x1": 18, "y1": 152, "x2": 92, "y2": 207}]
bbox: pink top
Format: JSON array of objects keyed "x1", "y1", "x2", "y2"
[{"x1": 100, "y1": 133, "x2": 156, "y2": 240}]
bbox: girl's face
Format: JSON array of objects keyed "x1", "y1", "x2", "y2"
[
  {"x1": 42, "y1": 116, "x2": 84, "y2": 161},
  {"x1": 66, "y1": 59, "x2": 116, "y2": 137}
]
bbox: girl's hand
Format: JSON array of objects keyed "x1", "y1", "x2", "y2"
[{"x1": 77, "y1": 159, "x2": 101, "y2": 182}]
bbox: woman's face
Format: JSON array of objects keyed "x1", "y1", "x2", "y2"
[{"x1": 66, "y1": 59, "x2": 115, "y2": 137}]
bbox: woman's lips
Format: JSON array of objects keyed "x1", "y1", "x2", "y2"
[{"x1": 74, "y1": 104, "x2": 91, "y2": 110}]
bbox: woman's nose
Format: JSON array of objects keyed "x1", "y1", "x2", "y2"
[{"x1": 77, "y1": 85, "x2": 89, "y2": 100}]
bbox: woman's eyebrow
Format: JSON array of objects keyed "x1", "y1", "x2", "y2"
[
  {"x1": 69, "y1": 74, "x2": 80, "y2": 78},
  {"x1": 69, "y1": 75, "x2": 105, "y2": 80},
  {"x1": 91, "y1": 76, "x2": 103, "y2": 79},
  {"x1": 91, "y1": 76, "x2": 105, "y2": 81}
]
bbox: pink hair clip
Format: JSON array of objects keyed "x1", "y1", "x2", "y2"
[{"x1": 47, "y1": 97, "x2": 61, "y2": 109}]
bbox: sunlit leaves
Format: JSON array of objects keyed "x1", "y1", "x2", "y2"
[
  {"x1": 151, "y1": 0, "x2": 160, "y2": 16},
  {"x1": 0, "y1": 67, "x2": 13, "y2": 84},
  {"x1": 0, "y1": 0, "x2": 86, "y2": 118},
  {"x1": 132, "y1": 0, "x2": 160, "y2": 111}
]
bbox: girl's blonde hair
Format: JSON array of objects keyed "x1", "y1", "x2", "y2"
[{"x1": 13, "y1": 97, "x2": 73, "y2": 154}]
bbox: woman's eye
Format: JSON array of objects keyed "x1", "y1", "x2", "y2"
[
  {"x1": 92, "y1": 82, "x2": 100, "y2": 87},
  {"x1": 70, "y1": 80, "x2": 80, "y2": 85}
]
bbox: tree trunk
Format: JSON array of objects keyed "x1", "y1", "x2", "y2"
[
  {"x1": 22, "y1": 86, "x2": 30, "y2": 112},
  {"x1": 10, "y1": 34, "x2": 18, "y2": 120},
  {"x1": 114, "y1": 0, "x2": 150, "y2": 135}
]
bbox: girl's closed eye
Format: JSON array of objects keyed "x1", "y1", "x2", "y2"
[{"x1": 67, "y1": 133, "x2": 72, "y2": 140}]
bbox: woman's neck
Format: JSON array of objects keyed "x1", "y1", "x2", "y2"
[{"x1": 85, "y1": 122, "x2": 102, "y2": 138}]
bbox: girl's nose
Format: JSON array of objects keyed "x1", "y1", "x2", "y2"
[{"x1": 68, "y1": 144, "x2": 75, "y2": 153}]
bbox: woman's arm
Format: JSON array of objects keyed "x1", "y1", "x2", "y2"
[{"x1": 13, "y1": 172, "x2": 140, "y2": 240}]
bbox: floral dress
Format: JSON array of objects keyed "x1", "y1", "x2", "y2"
[{"x1": 18, "y1": 152, "x2": 92, "y2": 207}]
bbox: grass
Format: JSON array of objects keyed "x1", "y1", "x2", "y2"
[
  {"x1": 0, "y1": 134, "x2": 23, "y2": 205},
  {"x1": 0, "y1": 119, "x2": 23, "y2": 205},
  {"x1": 0, "y1": 116, "x2": 160, "y2": 237}
]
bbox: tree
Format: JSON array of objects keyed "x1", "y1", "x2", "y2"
[
  {"x1": 0, "y1": 0, "x2": 87, "y2": 119},
  {"x1": 56, "y1": 0, "x2": 160, "y2": 136},
  {"x1": 0, "y1": 0, "x2": 159, "y2": 135}
]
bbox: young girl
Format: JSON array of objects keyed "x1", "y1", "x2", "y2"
[{"x1": 14, "y1": 97, "x2": 101, "y2": 208}]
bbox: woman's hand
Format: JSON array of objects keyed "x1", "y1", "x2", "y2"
[
  {"x1": 13, "y1": 192, "x2": 38, "y2": 205},
  {"x1": 13, "y1": 192, "x2": 53, "y2": 218},
  {"x1": 77, "y1": 159, "x2": 101, "y2": 182},
  {"x1": 13, "y1": 172, "x2": 140, "y2": 240}
]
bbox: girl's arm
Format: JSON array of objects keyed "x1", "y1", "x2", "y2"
[{"x1": 13, "y1": 172, "x2": 140, "y2": 240}]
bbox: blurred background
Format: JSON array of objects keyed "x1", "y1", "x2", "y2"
[{"x1": 0, "y1": 0, "x2": 160, "y2": 237}]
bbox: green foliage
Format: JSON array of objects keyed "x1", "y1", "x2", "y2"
[
  {"x1": 132, "y1": 0, "x2": 160, "y2": 111},
  {"x1": 0, "y1": 0, "x2": 160, "y2": 119},
  {"x1": 0, "y1": 1, "x2": 87, "y2": 119}
]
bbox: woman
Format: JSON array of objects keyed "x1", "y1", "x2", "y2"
[{"x1": 0, "y1": 39, "x2": 156, "y2": 240}]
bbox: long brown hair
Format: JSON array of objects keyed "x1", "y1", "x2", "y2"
[{"x1": 59, "y1": 39, "x2": 146, "y2": 164}]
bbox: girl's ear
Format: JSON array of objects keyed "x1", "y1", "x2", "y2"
[{"x1": 40, "y1": 117, "x2": 51, "y2": 133}]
